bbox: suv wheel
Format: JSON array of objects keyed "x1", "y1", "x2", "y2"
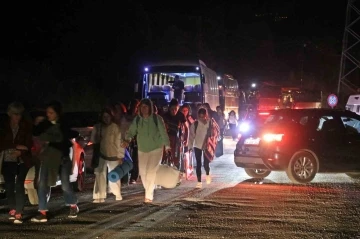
[
  {"x1": 244, "y1": 168, "x2": 271, "y2": 178},
  {"x1": 286, "y1": 151, "x2": 318, "y2": 183}
]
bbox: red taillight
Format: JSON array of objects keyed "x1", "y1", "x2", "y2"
[
  {"x1": 262, "y1": 133, "x2": 284, "y2": 142},
  {"x1": 259, "y1": 112, "x2": 270, "y2": 116}
]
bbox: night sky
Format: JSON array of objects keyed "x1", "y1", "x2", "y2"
[{"x1": 0, "y1": 0, "x2": 350, "y2": 109}]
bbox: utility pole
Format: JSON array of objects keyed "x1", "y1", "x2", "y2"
[{"x1": 338, "y1": 0, "x2": 360, "y2": 97}]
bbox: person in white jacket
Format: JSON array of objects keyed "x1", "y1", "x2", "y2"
[{"x1": 92, "y1": 109, "x2": 125, "y2": 203}]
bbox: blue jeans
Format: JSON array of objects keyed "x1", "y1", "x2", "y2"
[{"x1": 37, "y1": 158, "x2": 77, "y2": 211}]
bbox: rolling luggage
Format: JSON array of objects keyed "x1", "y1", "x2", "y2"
[{"x1": 154, "y1": 152, "x2": 181, "y2": 189}]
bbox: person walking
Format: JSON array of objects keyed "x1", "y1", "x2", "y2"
[
  {"x1": 0, "y1": 102, "x2": 33, "y2": 224},
  {"x1": 31, "y1": 101, "x2": 79, "y2": 223},
  {"x1": 92, "y1": 108, "x2": 124, "y2": 203},
  {"x1": 122, "y1": 99, "x2": 170, "y2": 203},
  {"x1": 188, "y1": 108, "x2": 220, "y2": 188}
]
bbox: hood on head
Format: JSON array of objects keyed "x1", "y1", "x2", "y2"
[{"x1": 138, "y1": 98, "x2": 154, "y2": 117}]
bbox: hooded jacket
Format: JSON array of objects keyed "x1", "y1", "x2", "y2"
[{"x1": 126, "y1": 99, "x2": 170, "y2": 153}]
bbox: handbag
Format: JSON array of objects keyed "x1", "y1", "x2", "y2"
[
  {"x1": 3, "y1": 149, "x2": 20, "y2": 163},
  {"x1": 91, "y1": 125, "x2": 102, "y2": 169},
  {"x1": 155, "y1": 152, "x2": 181, "y2": 189},
  {"x1": 108, "y1": 149, "x2": 133, "y2": 182}
]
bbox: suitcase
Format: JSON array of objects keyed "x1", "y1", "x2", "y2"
[
  {"x1": 154, "y1": 152, "x2": 181, "y2": 189},
  {"x1": 108, "y1": 149, "x2": 133, "y2": 183}
]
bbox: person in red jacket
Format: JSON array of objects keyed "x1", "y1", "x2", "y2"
[{"x1": 0, "y1": 102, "x2": 33, "y2": 224}]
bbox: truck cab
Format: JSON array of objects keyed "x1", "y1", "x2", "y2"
[{"x1": 346, "y1": 94, "x2": 360, "y2": 115}]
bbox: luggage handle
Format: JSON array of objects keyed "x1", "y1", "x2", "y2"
[{"x1": 166, "y1": 151, "x2": 172, "y2": 166}]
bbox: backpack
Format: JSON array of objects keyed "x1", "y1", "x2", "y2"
[{"x1": 135, "y1": 114, "x2": 158, "y2": 128}]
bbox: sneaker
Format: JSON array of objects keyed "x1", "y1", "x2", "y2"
[
  {"x1": 93, "y1": 199, "x2": 105, "y2": 203},
  {"x1": 14, "y1": 214, "x2": 23, "y2": 224},
  {"x1": 155, "y1": 185, "x2": 162, "y2": 189},
  {"x1": 68, "y1": 205, "x2": 79, "y2": 218},
  {"x1": 31, "y1": 213, "x2": 48, "y2": 223},
  {"x1": 9, "y1": 209, "x2": 16, "y2": 220},
  {"x1": 144, "y1": 198, "x2": 152, "y2": 203},
  {"x1": 130, "y1": 179, "x2": 137, "y2": 184},
  {"x1": 206, "y1": 175, "x2": 211, "y2": 184},
  {"x1": 196, "y1": 182, "x2": 202, "y2": 188},
  {"x1": 115, "y1": 196, "x2": 123, "y2": 201}
]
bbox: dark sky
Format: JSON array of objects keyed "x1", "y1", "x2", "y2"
[
  {"x1": 2, "y1": 0, "x2": 347, "y2": 58},
  {"x1": 0, "y1": 0, "x2": 351, "y2": 106}
]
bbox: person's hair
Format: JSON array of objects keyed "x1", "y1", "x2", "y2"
[
  {"x1": 169, "y1": 98, "x2": 179, "y2": 108},
  {"x1": 198, "y1": 108, "x2": 207, "y2": 116},
  {"x1": 202, "y1": 103, "x2": 212, "y2": 111},
  {"x1": 229, "y1": 110, "x2": 236, "y2": 115},
  {"x1": 100, "y1": 108, "x2": 114, "y2": 123},
  {"x1": 180, "y1": 103, "x2": 192, "y2": 115},
  {"x1": 128, "y1": 99, "x2": 140, "y2": 115},
  {"x1": 7, "y1": 101, "x2": 25, "y2": 115},
  {"x1": 46, "y1": 100, "x2": 63, "y2": 116}
]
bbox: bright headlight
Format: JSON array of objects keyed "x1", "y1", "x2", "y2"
[{"x1": 239, "y1": 122, "x2": 250, "y2": 132}]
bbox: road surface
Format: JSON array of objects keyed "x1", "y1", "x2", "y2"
[{"x1": 1, "y1": 138, "x2": 360, "y2": 238}]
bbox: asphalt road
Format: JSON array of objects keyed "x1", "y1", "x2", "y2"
[{"x1": 1, "y1": 138, "x2": 360, "y2": 239}]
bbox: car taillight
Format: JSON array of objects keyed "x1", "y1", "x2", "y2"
[
  {"x1": 262, "y1": 133, "x2": 284, "y2": 142},
  {"x1": 258, "y1": 112, "x2": 270, "y2": 116}
]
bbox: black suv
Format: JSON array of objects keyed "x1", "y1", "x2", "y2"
[{"x1": 258, "y1": 109, "x2": 360, "y2": 183}]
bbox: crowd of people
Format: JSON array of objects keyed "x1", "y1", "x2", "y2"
[{"x1": 0, "y1": 98, "x2": 229, "y2": 224}]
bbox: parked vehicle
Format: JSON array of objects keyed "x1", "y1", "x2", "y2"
[
  {"x1": 218, "y1": 74, "x2": 240, "y2": 118},
  {"x1": 62, "y1": 111, "x2": 99, "y2": 171},
  {"x1": 258, "y1": 109, "x2": 360, "y2": 183},
  {"x1": 346, "y1": 94, "x2": 360, "y2": 115},
  {"x1": 138, "y1": 58, "x2": 220, "y2": 110}
]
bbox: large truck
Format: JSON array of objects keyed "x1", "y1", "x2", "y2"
[
  {"x1": 218, "y1": 74, "x2": 240, "y2": 118},
  {"x1": 137, "y1": 59, "x2": 219, "y2": 113},
  {"x1": 281, "y1": 87, "x2": 322, "y2": 109}
]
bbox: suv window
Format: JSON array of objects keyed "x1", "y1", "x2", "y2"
[
  {"x1": 264, "y1": 114, "x2": 283, "y2": 125},
  {"x1": 317, "y1": 116, "x2": 334, "y2": 131},
  {"x1": 341, "y1": 116, "x2": 360, "y2": 135}
]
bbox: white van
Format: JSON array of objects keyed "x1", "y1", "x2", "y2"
[{"x1": 346, "y1": 94, "x2": 360, "y2": 115}]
